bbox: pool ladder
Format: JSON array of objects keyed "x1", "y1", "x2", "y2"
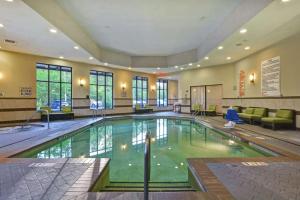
[
  {"x1": 144, "y1": 132, "x2": 151, "y2": 200},
  {"x1": 192, "y1": 110, "x2": 205, "y2": 120}
]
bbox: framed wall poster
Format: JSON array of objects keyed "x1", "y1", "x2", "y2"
[
  {"x1": 261, "y1": 56, "x2": 281, "y2": 96},
  {"x1": 20, "y1": 87, "x2": 32, "y2": 97},
  {"x1": 239, "y1": 70, "x2": 246, "y2": 97}
]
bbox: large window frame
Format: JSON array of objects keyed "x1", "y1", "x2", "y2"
[
  {"x1": 36, "y1": 63, "x2": 72, "y2": 111},
  {"x1": 90, "y1": 70, "x2": 113, "y2": 109},
  {"x1": 132, "y1": 76, "x2": 148, "y2": 107},
  {"x1": 156, "y1": 79, "x2": 168, "y2": 107}
]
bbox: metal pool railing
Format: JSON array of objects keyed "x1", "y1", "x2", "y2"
[{"x1": 144, "y1": 132, "x2": 151, "y2": 200}]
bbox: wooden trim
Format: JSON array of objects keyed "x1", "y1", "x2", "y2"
[
  {"x1": 114, "y1": 105, "x2": 133, "y2": 108},
  {"x1": 72, "y1": 98, "x2": 88, "y2": 100},
  {"x1": 0, "y1": 108, "x2": 36, "y2": 112},
  {"x1": 0, "y1": 97, "x2": 36, "y2": 100},
  {"x1": 73, "y1": 106, "x2": 90, "y2": 110},
  {"x1": 223, "y1": 96, "x2": 300, "y2": 100},
  {"x1": 114, "y1": 98, "x2": 132, "y2": 100}
]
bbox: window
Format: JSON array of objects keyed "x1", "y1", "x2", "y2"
[
  {"x1": 132, "y1": 76, "x2": 148, "y2": 106},
  {"x1": 90, "y1": 70, "x2": 113, "y2": 109},
  {"x1": 89, "y1": 125, "x2": 112, "y2": 157},
  {"x1": 156, "y1": 79, "x2": 168, "y2": 107},
  {"x1": 36, "y1": 63, "x2": 72, "y2": 111}
]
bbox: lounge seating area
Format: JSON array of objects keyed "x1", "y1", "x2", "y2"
[
  {"x1": 225, "y1": 106, "x2": 296, "y2": 130},
  {"x1": 192, "y1": 104, "x2": 217, "y2": 116},
  {"x1": 134, "y1": 104, "x2": 153, "y2": 114},
  {"x1": 40, "y1": 106, "x2": 75, "y2": 122}
]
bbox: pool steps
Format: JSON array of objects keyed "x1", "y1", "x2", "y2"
[{"x1": 100, "y1": 182, "x2": 195, "y2": 192}]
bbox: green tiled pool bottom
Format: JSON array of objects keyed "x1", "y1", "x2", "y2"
[{"x1": 16, "y1": 118, "x2": 272, "y2": 183}]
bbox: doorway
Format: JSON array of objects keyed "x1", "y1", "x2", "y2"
[{"x1": 190, "y1": 84, "x2": 223, "y2": 113}]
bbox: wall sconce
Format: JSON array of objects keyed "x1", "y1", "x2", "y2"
[
  {"x1": 249, "y1": 73, "x2": 256, "y2": 83},
  {"x1": 79, "y1": 78, "x2": 86, "y2": 87},
  {"x1": 151, "y1": 85, "x2": 156, "y2": 92},
  {"x1": 121, "y1": 82, "x2": 127, "y2": 97},
  {"x1": 121, "y1": 83, "x2": 127, "y2": 91}
]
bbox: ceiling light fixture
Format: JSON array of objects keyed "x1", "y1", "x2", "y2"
[
  {"x1": 197, "y1": 64, "x2": 201, "y2": 67},
  {"x1": 244, "y1": 46, "x2": 251, "y2": 50},
  {"x1": 157, "y1": 67, "x2": 160, "y2": 70},
  {"x1": 227, "y1": 57, "x2": 232, "y2": 60},
  {"x1": 180, "y1": 67, "x2": 184, "y2": 70},
  {"x1": 281, "y1": 0, "x2": 291, "y2": 2},
  {"x1": 59, "y1": 56, "x2": 64, "y2": 59},
  {"x1": 240, "y1": 28, "x2": 248, "y2": 34},
  {"x1": 218, "y1": 46, "x2": 223, "y2": 50},
  {"x1": 174, "y1": 66, "x2": 178, "y2": 69},
  {"x1": 89, "y1": 56, "x2": 94, "y2": 60},
  {"x1": 49, "y1": 28, "x2": 57, "y2": 33},
  {"x1": 74, "y1": 46, "x2": 79, "y2": 50},
  {"x1": 188, "y1": 63, "x2": 193, "y2": 66},
  {"x1": 104, "y1": 62, "x2": 108, "y2": 66},
  {"x1": 128, "y1": 67, "x2": 132, "y2": 70},
  {"x1": 0, "y1": 24, "x2": 4, "y2": 28},
  {"x1": 204, "y1": 56, "x2": 209, "y2": 60},
  {"x1": 5, "y1": 0, "x2": 14, "y2": 2}
]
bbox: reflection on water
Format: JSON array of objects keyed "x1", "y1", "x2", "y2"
[{"x1": 27, "y1": 118, "x2": 269, "y2": 182}]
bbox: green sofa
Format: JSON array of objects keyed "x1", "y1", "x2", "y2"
[
  {"x1": 205, "y1": 105, "x2": 217, "y2": 116},
  {"x1": 134, "y1": 104, "x2": 153, "y2": 114},
  {"x1": 261, "y1": 109, "x2": 295, "y2": 130},
  {"x1": 40, "y1": 106, "x2": 74, "y2": 121},
  {"x1": 238, "y1": 107, "x2": 268, "y2": 124}
]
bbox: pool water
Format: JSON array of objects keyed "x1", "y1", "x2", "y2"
[{"x1": 17, "y1": 118, "x2": 271, "y2": 183}]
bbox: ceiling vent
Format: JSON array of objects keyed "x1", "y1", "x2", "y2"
[{"x1": 4, "y1": 39, "x2": 16, "y2": 44}]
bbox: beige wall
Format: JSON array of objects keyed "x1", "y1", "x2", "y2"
[
  {"x1": 175, "y1": 33, "x2": 300, "y2": 100},
  {"x1": 0, "y1": 50, "x2": 178, "y2": 123},
  {"x1": 235, "y1": 33, "x2": 300, "y2": 97},
  {"x1": 176, "y1": 63, "x2": 236, "y2": 99}
]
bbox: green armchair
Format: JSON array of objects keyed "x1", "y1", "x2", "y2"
[
  {"x1": 261, "y1": 109, "x2": 295, "y2": 130},
  {"x1": 205, "y1": 105, "x2": 217, "y2": 116}
]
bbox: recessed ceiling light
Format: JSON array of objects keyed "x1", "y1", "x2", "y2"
[
  {"x1": 197, "y1": 64, "x2": 201, "y2": 67},
  {"x1": 104, "y1": 62, "x2": 108, "y2": 66},
  {"x1": 174, "y1": 66, "x2": 178, "y2": 69},
  {"x1": 89, "y1": 56, "x2": 94, "y2": 60},
  {"x1": 218, "y1": 46, "x2": 223, "y2": 50},
  {"x1": 59, "y1": 56, "x2": 64, "y2": 59},
  {"x1": 281, "y1": 0, "x2": 291, "y2": 2},
  {"x1": 204, "y1": 56, "x2": 209, "y2": 60},
  {"x1": 188, "y1": 63, "x2": 193, "y2": 66},
  {"x1": 180, "y1": 67, "x2": 184, "y2": 70},
  {"x1": 5, "y1": 0, "x2": 14, "y2": 2},
  {"x1": 244, "y1": 46, "x2": 251, "y2": 50},
  {"x1": 240, "y1": 28, "x2": 247, "y2": 34},
  {"x1": 0, "y1": 24, "x2": 4, "y2": 28},
  {"x1": 157, "y1": 67, "x2": 160, "y2": 70},
  {"x1": 128, "y1": 67, "x2": 132, "y2": 70},
  {"x1": 74, "y1": 46, "x2": 79, "y2": 50},
  {"x1": 49, "y1": 28, "x2": 57, "y2": 33},
  {"x1": 227, "y1": 57, "x2": 232, "y2": 60}
]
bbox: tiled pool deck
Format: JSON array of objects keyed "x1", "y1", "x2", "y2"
[{"x1": 0, "y1": 112, "x2": 300, "y2": 200}]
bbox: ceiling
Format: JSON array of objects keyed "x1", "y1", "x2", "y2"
[
  {"x1": 56, "y1": 0, "x2": 243, "y2": 56},
  {"x1": 0, "y1": 0, "x2": 100, "y2": 65},
  {"x1": 1, "y1": 0, "x2": 299, "y2": 76}
]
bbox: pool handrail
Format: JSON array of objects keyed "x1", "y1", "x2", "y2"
[{"x1": 144, "y1": 132, "x2": 151, "y2": 200}]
